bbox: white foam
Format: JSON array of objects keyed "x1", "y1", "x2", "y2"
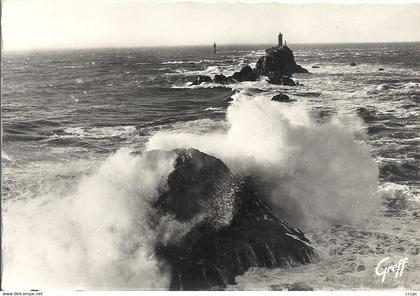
[
  {"x1": 51, "y1": 126, "x2": 137, "y2": 140},
  {"x1": 2, "y1": 148, "x2": 176, "y2": 290},
  {"x1": 147, "y1": 92, "x2": 380, "y2": 229},
  {"x1": 377, "y1": 182, "x2": 420, "y2": 210}
]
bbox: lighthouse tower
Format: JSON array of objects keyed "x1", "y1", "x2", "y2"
[{"x1": 278, "y1": 32, "x2": 283, "y2": 47}]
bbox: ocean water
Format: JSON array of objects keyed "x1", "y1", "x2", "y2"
[{"x1": 1, "y1": 43, "x2": 419, "y2": 290}]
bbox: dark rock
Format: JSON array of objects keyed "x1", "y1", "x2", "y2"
[
  {"x1": 350, "y1": 62, "x2": 357, "y2": 66},
  {"x1": 267, "y1": 72, "x2": 283, "y2": 85},
  {"x1": 213, "y1": 74, "x2": 234, "y2": 85},
  {"x1": 267, "y1": 73, "x2": 296, "y2": 86},
  {"x1": 312, "y1": 65, "x2": 320, "y2": 68},
  {"x1": 270, "y1": 285, "x2": 285, "y2": 291},
  {"x1": 286, "y1": 282, "x2": 314, "y2": 291},
  {"x1": 282, "y1": 76, "x2": 296, "y2": 86},
  {"x1": 231, "y1": 66, "x2": 257, "y2": 82},
  {"x1": 270, "y1": 282, "x2": 314, "y2": 291},
  {"x1": 255, "y1": 45, "x2": 309, "y2": 78},
  {"x1": 190, "y1": 75, "x2": 213, "y2": 86},
  {"x1": 379, "y1": 68, "x2": 385, "y2": 71},
  {"x1": 153, "y1": 149, "x2": 235, "y2": 222},
  {"x1": 241, "y1": 88, "x2": 266, "y2": 95},
  {"x1": 357, "y1": 265, "x2": 366, "y2": 272},
  {"x1": 271, "y1": 93, "x2": 290, "y2": 102},
  {"x1": 153, "y1": 149, "x2": 316, "y2": 290},
  {"x1": 294, "y1": 92, "x2": 322, "y2": 98}
]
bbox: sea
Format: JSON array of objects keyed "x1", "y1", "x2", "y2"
[{"x1": 2, "y1": 43, "x2": 419, "y2": 290}]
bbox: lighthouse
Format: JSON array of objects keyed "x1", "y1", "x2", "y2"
[{"x1": 278, "y1": 32, "x2": 283, "y2": 47}]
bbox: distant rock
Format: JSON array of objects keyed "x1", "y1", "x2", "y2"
[
  {"x1": 266, "y1": 73, "x2": 283, "y2": 85},
  {"x1": 378, "y1": 68, "x2": 385, "y2": 71},
  {"x1": 231, "y1": 65, "x2": 257, "y2": 82},
  {"x1": 272, "y1": 93, "x2": 291, "y2": 102},
  {"x1": 294, "y1": 91, "x2": 322, "y2": 98},
  {"x1": 153, "y1": 149, "x2": 316, "y2": 290},
  {"x1": 350, "y1": 62, "x2": 357, "y2": 66},
  {"x1": 255, "y1": 45, "x2": 309, "y2": 78},
  {"x1": 190, "y1": 75, "x2": 213, "y2": 86},
  {"x1": 194, "y1": 45, "x2": 307, "y2": 88},
  {"x1": 267, "y1": 72, "x2": 296, "y2": 86},
  {"x1": 214, "y1": 74, "x2": 234, "y2": 85},
  {"x1": 282, "y1": 76, "x2": 297, "y2": 86},
  {"x1": 312, "y1": 65, "x2": 320, "y2": 68}
]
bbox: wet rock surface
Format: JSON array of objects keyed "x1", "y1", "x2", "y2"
[{"x1": 152, "y1": 149, "x2": 316, "y2": 290}]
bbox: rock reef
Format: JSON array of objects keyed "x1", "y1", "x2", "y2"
[
  {"x1": 190, "y1": 45, "x2": 308, "y2": 87},
  {"x1": 152, "y1": 148, "x2": 316, "y2": 290},
  {"x1": 255, "y1": 45, "x2": 309, "y2": 78}
]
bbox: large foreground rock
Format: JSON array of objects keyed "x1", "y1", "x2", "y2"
[{"x1": 152, "y1": 149, "x2": 316, "y2": 290}]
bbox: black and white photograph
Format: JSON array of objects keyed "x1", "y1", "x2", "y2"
[{"x1": 1, "y1": 0, "x2": 419, "y2": 292}]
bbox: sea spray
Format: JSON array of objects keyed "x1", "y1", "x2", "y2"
[
  {"x1": 2, "y1": 148, "x2": 176, "y2": 290},
  {"x1": 147, "y1": 92, "x2": 380, "y2": 229},
  {"x1": 378, "y1": 182, "x2": 420, "y2": 211}
]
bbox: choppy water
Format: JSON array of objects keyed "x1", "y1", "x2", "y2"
[{"x1": 2, "y1": 43, "x2": 419, "y2": 290}]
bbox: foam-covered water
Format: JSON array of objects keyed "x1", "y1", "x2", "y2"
[{"x1": 2, "y1": 43, "x2": 419, "y2": 290}]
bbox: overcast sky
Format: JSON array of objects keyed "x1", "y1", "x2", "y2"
[{"x1": 2, "y1": 0, "x2": 420, "y2": 51}]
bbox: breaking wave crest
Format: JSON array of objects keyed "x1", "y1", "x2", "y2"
[
  {"x1": 378, "y1": 182, "x2": 420, "y2": 211},
  {"x1": 147, "y1": 91, "x2": 380, "y2": 229},
  {"x1": 3, "y1": 149, "x2": 176, "y2": 290},
  {"x1": 3, "y1": 91, "x2": 383, "y2": 289}
]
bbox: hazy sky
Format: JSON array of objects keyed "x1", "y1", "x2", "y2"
[{"x1": 2, "y1": 0, "x2": 420, "y2": 51}]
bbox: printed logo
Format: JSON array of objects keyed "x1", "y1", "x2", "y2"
[{"x1": 375, "y1": 257, "x2": 408, "y2": 283}]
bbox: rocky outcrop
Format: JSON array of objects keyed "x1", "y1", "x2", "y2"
[
  {"x1": 255, "y1": 45, "x2": 309, "y2": 78},
  {"x1": 268, "y1": 73, "x2": 296, "y2": 86},
  {"x1": 272, "y1": 93, "x2": 291, "y2": 102},
  {"x1": 214, "y1": 74, "x2": 234, "y2": 85},
  {"x1": 189, "y1": 45, "x2": 307, "y2": 87},
  {"x1": 231, "y1": 66, "x2": 257, "y2": 82},
  {"x1": 190, "y1": 75, "x2": 213, "y2": 86},
  {"x1": 152, "y1": 149, "x2": 316, "y2": 290}
]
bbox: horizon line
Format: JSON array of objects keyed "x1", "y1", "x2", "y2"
[{"x1": 3, "y1": 40, "x2": 420, "y2": 53}]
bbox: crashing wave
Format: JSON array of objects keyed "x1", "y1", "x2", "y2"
[{"x1": 147, "y1": 93, "x2": 380, "y2": 229}]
